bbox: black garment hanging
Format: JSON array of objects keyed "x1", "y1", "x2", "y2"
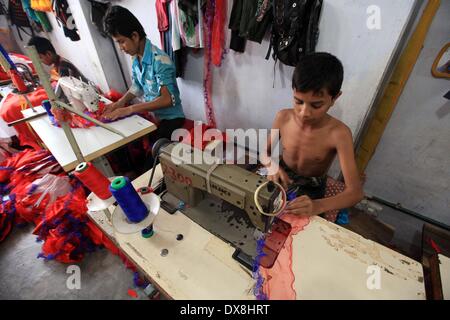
[
  {"x1": 178, "y1": 0, "x2": 206, "y2": 26},
  {"x1": 228, "y1": 0, "x2": 273, "y2": 53},
  {"x1": 269, "y1": 0, "x2": 323, "y2": 66},
  {"x1": 52, "y1": 0, "x2": 80, "y2": 41}
]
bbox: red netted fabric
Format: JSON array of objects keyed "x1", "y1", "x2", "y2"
[
  {"x1": 258, "y1": 214, "x2": 310, "y2": 300},
  {"x1": 32, "y1": 181, "x2": 96, "y2": 263},
  {"x1": 0, "y1": 148, "x2": 139, "y2": 274},
  {"x1": 0, "y1": 199, "x2": 15, "y2": 242},
  {"x1": 0, "y1": 88, "x2": 48, "y2": 150},
  {"x1": 257, "y1": 179, "x2": 347, "y2": 299},
  {"x1": 1, "y1": 150, "x2": 61, "y2": 239}
]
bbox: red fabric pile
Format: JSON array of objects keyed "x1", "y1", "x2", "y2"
[
  {"x1": 33, "y1": 181, "x2": 97, "y2": 263},
  {"x1": 0, "y1": 88, "x2": 48, "y2": 150},
  {"x1": 0, "y1": 148, "x2": 139, "y2": 270},
  {"x1": 0, "y1": 149, "x2": 97, "y2": 263},
  {"x1": 0, "y1": 53, "x2": 35, "y2": 82}
]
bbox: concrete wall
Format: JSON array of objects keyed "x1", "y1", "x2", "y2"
[
  {"x1": 365, "y1": 0, "x2": 450, "y2": 225},
  {"x1": 114, "y1": 0, "x2": 417, "y2": 139}
]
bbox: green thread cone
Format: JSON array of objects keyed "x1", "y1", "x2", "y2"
[{"x1": 111, "y1": 176, "x2": 127, "y2": 190}]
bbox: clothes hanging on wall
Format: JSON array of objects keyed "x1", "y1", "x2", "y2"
[
  {"x1": 269, "y1": 0, "x2": 323, "y2": 66},
  {"x1": 21, "y1": 0, "x2": 38, "y2": 21},
  {"x1": 177, "y1": 0, "x2": 204, "y2": 48},
  {"x1": 30, "y1": 0, "x2": 52, "y2": 12},
  {"x1": 155, "y1": 0, "x2": 226, "y2": 119},
  {"x1": 211, "y1": 0, "x2": 226, "y2": 67},
  {"x1": 156, "y1": 0, "x2": 169, "y2": 52},
  {"x1": 178, "y1": 0, "x2": 205, "y2": 26},
  {"x1": 7, "y1": 0, "x2": 35, "y2": 40},
  {"x1": 0, "y1": 1, "x2": 7, "y2": 15},
  {"x1": 21, "y1": 0, "x2": 52, "y2": 32},
  {"x1": 89, "y1": 0, "x2": 109, "y2": 37},
  {"x1": 228, "y1": 0, "x2": 273, "y2": 53},
  {"x1": 162, "y1": 1, "x2": 173, "y2": 57},
  {"x1": 154, "y1": 0, "x2": 187, "y2": 78},
  {"x1": 163, "y1": 1, "x2": 187, "y2": 78},
  {"x1": 8, "y1": 0, "x2": 30, "y2": 28},
  {"x1": 35, "y1": 10, "x2": 51, "y2": 31},
  {"x1": 52, "y1": 0, "x2": 80, "y2": 41},
  {"x1": 169, "y1": 0, "x2": 181, "y2": 51}
]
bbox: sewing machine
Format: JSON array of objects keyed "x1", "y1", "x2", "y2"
[
  {"x1": 85, "y1": 161, "x2": 426, "y2": 299},
  {"x1": 153, "y1": 140, "x2": 289, "y2": 269},
  {"x1": 56, "y1": 76, "x2": 100, "y2": 113}
]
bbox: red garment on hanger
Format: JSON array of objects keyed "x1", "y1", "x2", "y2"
[
  {"x1": 156, "y1": 0, "x2": 170, "y2": 50},
  {"x1": 211, "y1": 0, "x2": 226, "y2": 66}
]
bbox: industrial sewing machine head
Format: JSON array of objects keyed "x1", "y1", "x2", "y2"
[
  {"x1": 57, "y1": 76, "x2": 100, "y2": 113},
  {"x1": 153, "y1": 139, "x2": 290, "y2": 268},
  {"x1": 157, "y1": 141, "x2": 284, "y2": 231},
  {"x1": 156, "y1": 140, "x2": 283, "y2": 232}
]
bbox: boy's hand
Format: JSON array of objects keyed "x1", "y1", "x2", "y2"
[
  {"x1": 102, "y1": 106, "x2": 132, "y2": 121},
  {"x1": 51, "y1": 107, "x2": 72, "y2": 122},
  {"x1": 101, "y1": 101, "x2": 121, "y2": 115},
  {"x1": 285, "y1": 195, "x2": 320, "y2": 216},
  {"x1": 267, "y1": 166, "x2": 293, "y2": 189}
]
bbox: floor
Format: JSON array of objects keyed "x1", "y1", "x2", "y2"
[{"x1": 0, "y1": 224, "x2": 147, "y2": 300}]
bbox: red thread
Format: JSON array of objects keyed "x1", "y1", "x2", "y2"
[
  {"x1": 74, "y1": 162, "x2": 111, "y2": 200},
  {"x1": 10, "y1": 70, "x2": 28, "y2": 93},
  {"x1": 429, "y1": 238, "x2": 442, "y2": 254},
  {"x1": 127, "y1": 289, "x2": 138, "y2": 298}
]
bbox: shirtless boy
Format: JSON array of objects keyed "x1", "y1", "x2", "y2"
[{"x1": 266, "y1": 52, "x2": 364, "y2": 217}]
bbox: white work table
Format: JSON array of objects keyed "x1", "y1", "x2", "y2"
[
  {"x1": 22, "y1": 106, "x2": 156, "y2": 172},
  {"x1": 87, "y1": 165, "x2": 426, "y2": 300},
  {"x1": 439, "y1": 254, "x2": 450, "y2": 299}
]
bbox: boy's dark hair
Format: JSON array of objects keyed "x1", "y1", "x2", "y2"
[
  {"x1": 103, "y1": 5, "x2": 146, "y2": 39},
  {"x1": 292, "y1": 52, "x2": 344, "y2": 97},
  {"x1": 27, "y1": 36, "x2": 56, "y2": 55}
]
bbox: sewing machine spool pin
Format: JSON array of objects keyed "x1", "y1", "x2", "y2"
[{"x1": 86, "y1": 176, "x2": 119, "y2": 223}]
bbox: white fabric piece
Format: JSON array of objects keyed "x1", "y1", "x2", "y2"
[{"x1": 27, "y1": 174, "x2": 72, "y2": 207}]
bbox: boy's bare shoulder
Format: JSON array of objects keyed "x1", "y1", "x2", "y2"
[
  {"x1": 274, "y1": 108, "x2": 293, "y2": 123},
  {"x1": 328, "y1": 116, "x2": 353, "y2": 142}
]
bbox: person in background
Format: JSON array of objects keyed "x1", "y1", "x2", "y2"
[
  {"x1": 102, "y1": 5, "x2": 185, "y2": 141},
  {"x1": 27, "y1": 36, "x2": 88, "y2": 82},
  {"x1": 27, "y1": 36, "x2": 89, "y2": 121}
]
